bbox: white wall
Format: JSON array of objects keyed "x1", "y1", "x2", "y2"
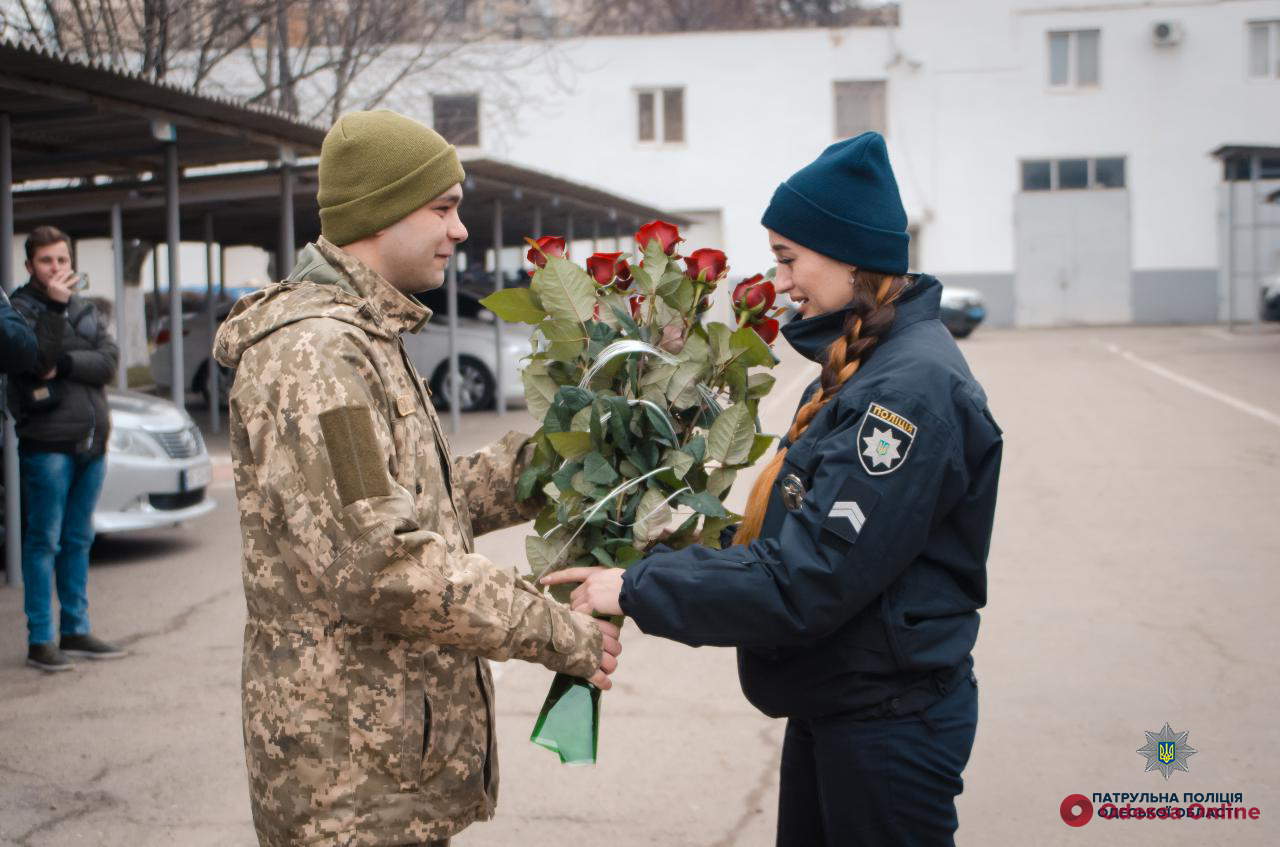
[
  {"x1": 427, "y1": 26, "x2": 899, "y2": 282},
  {"x1": 895, "y1": 0, "x2": 1280, "y2": 275}
]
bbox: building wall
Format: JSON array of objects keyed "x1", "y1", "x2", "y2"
[{"x1": 454, "y1": 0, "x2": 1280, "y2": 326}]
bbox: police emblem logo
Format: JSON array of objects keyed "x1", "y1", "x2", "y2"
[
  {"x1": 857, "y1": 402, "x2": 916, "y2": 476},
  {"x1": 780, "y1": 474, "x2": 807, "y2": 512},
  {"x1": 1137, "y1": 723, "x2": 1197, "y2": 780}
]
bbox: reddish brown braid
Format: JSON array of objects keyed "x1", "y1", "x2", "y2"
[{"x1": 733, "y1": 271, "x2": 908, "y2": 546}]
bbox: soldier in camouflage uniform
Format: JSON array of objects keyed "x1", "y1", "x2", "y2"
[{"x1": 214, "y1": 110, "x2": 621, "y2": 847}]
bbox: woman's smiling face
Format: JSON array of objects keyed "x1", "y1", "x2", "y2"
[{"x1": 767, "y1": 230, "x2": 857, "y2": 318}]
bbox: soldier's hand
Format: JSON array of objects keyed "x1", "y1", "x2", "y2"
[{"x1": 588, "y1": 616, "x2": 621, "y2": 690}]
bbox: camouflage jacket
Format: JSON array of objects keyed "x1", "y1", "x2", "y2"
[{"x1": 214, "y1": 237, "x2": 602, "y2": 847}]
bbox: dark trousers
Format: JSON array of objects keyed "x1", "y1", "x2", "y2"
[{"x1": 776, "y1": 674, "x2": 978, "y2": 847}]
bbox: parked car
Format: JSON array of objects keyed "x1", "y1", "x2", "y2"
[
  {"x1": 407, "y1": 286, "x2": 531, "y2": 412},
  {"x1": 940, "y1": 285, "x2": 986, "y2": 338},
  {"x1": 1262, "y1": 273, "x2": 1280, "y2": 321},
  {"x1": 152, "y1": 284, "x2": 530, "y2": 413},
  {"x1": 0, "y1": 388, "x2": 215, "y2": 539},
  {"x1": 150, "y1": 286, "x2": 257, "y2": 405}
]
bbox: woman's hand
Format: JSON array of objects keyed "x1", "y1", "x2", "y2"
[{"x1": 541, "y1": 567, "x2": 625, "y2": 617}]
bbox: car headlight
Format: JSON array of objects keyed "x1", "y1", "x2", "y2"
[{"x1": 108, "y1": 427, "x2": 163, "y2": 459}]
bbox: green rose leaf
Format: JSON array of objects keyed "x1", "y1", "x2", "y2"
[
  {"x1": 747, "y1": 372, "x2": 776, "y2": 399},
  {"x1": 632, "y1": 488, "x2": 672, "y2": 547},
  {"x1": 667, "y1": 360, "x2": 705, "y2": 409},
  {"x1": 547, "y1": 431, "x2": 593, "y2": 460},
  {"x1": 541, "y1": 319, "x2": 587, "y2": 361},
  {"x1": 706, "y1": 467, "x2": 737, "y2": 497},
  {"x1": 521, "y1": 371, "x2": 558, "y2": 420},
  {"x1": 532, "y1": 256, "x2": 597, "y2": 325},
  {"x1": 747, "y1": 433, "x2": 776, "y2": 464},
  {"x1": 643, "y1": 401, "x2": 679, "y2": 446},
  {"x1": 730, "y1": 324, "x2": 775, "y2": 367},
  {"x1": 708, "y1": 322, "x2": 733, "y2": 365},
  {"x1": 681, "y1": 434, "x2": 706, "y2": 463},
  {"x1": 662, "y1": 448, "x2": 695, "y2": 479},
  {"x1": 526, "y1": 535, "x2": 560, "y2": 576},
  {"x1": 677, "y1": 490, "x2": 728, "y2": 519},
  {"x1": 516, "y1": 462, "x2": 547, "y2": 501},
  {"x1": 478, "y1": 288, "x2": 546, "y2": 324},
  {"x1": 583, "y1": 452, "x2": 620, "y2": 487},
  {"x1": 707, "y1": 403, "x2": 755, "y2": 465},
  {"x1": 699, "y1": 515, "x2": 739, "y2": 549}
]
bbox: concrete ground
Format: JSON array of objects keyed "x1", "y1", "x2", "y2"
[{"x1": 0, "y1": 323, "x2": 1277, "y2": 846}]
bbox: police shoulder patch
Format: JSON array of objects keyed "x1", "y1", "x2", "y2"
[{"x1": 856, "y1": 402, "x2": 916, "y2": 476}]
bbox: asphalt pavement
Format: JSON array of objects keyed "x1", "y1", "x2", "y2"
[{"x1": 0, "y1": 323, "x2": 1276, "y2": 846}]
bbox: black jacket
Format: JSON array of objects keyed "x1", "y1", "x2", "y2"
[
  {"x1": 7, "y1": 282, "x2": 117, "y2": 455},
  {"x1": 619, "y1": 275, "x2": 1002, "y2": 719},
  {"x1": 1, "y1": 287, "x2": 62, "y2": 375}
]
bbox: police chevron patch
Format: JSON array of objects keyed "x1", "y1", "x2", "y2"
[
  {"x1": 828, "y1": 501, "x2": 867, "y2": 535},
  {"x1": 821, "y1": 477, "x2": 881, "y2": 548}
]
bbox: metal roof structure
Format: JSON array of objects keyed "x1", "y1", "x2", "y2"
[
  {"x1": 0, "y1": 38, "x2": 325, "y2": 178},
  {"x1": 10, "y1": 158, "x2": 687, "y2": 252}
]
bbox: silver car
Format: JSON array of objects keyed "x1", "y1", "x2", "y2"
[
  {"x1": 96, "y1": 389, "x2": 215, "y2": 533},
  {"x1": 153, "y1": 286, "x2": 530, "y2": 413}
]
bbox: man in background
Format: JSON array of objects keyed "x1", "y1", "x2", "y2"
[{"x1": 7, "y1": 225, "x2": 126, "y2": 672}]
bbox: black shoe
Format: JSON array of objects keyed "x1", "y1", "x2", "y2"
[
  {"x1": 27, "y1": 643, "x2": 76, "y2": 672},
  {"x1": 60, "y1": 634, "x2": 128, "y2": 660}
]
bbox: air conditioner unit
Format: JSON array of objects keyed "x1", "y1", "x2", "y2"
[{"x1": 1152, "y1": 21, "x2": 1184, "y2": 46}]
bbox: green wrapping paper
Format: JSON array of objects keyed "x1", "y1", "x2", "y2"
[{"x1": 530, "y1": 672, "x2": 601, "y2": 765}]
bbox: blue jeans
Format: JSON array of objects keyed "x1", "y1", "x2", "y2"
[
  {"x1": 776, "y1": 673, "x2": 979, "y2": 846},
  {"x1": 19, "y1": 450, "x2": 106, "y2": 646}
]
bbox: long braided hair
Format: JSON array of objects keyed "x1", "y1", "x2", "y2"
[{"x1": 733, "y1": 270, "x2": 909, "y2": 545}]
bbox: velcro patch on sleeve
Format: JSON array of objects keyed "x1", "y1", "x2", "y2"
[
  {"x1": 319, "y1": 405, "x2": 392, "y2": 506},
  {"x1": 395, "y1": 394, "x2": 416, "y2": 418},
  {"x1": 820, "y1": 475, "x2": 881, "y2": 549}
]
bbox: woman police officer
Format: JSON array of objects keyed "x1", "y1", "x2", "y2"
[{"x1": 544, "y1": 132, "x2": 1003, "y2": 846}]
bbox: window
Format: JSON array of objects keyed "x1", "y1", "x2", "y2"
[
  {"x1": 1248, "y1": 20, "x2": 1280, "y2": 78},
  {"x1": 445, "y1": 0, "x2": 467, "y2": 23},
  {"x1": 433, "y1": 94, "x2": 479, "y2": 146},
  {"x1": 1021, "y1": 157, "x2": 1125, "y2": 191},
  {"x1": 1048, "y1": 29, "x2": 1101, "y2": 87},
  {"x1": 636, "y1": 88, "x2": 684, "y2": 143},
  {"x1": 1223, "y1": 155, "x2": 1280, "y2": 181},
  {"x1": 833, "y1": 80, "x2": 887, "y2": 139}
]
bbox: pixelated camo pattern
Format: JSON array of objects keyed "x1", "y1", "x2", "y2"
[{"x1": 214, "y1": 238, "x2": 602, "y2": 846}]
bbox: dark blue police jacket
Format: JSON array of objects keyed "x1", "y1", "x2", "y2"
[{"x1": 619, "y1": 275, "x2": 1003, "y2": 719}]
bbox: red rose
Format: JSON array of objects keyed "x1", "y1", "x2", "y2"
[
  {"x1": 527, "y1": 236, "x2": 567, "y2": 269},
  {"x1": 697, "y1": 295, "x2": 712, "y2": 313},
  {"x1": 615, "y1": 259, "x2": 634, "y2": 291},
  {"x1": 684, "y1": 248, "x2": 728, "y2": 284},
  {"x1": 586, "y1": 251, "x2": 626, "y2": 287},
  {"x1": 752, "y1": 317, "x2": 780, "y2": 344},
  {"x1": 732, "y1": 275, "x2": 775, "y2": 313},
  {"x1": 635, "y1": 220, "x2": 682, "y2": 256},
  {"x1": 629, "y1": 295, "x2": 645, "y2": 320}
]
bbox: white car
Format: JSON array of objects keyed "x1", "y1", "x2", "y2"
[
  {"x1": 152, "y1": 286, "x2": 530, "y2": 412},
  {"x1": 0, "y1": 389, "x2": 215, "y2": 539},
  {"x1": 96, "y1": 389, "x2": 216, "y2": 533}
]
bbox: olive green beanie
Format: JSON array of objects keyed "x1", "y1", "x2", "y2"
[{"x1": 318, "y1": 110, "x2": 466, "y2": 246}]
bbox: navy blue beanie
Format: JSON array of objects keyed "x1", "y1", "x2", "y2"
[{"x1": 761, "y1": 132, "x2": 909, "y2": 275}]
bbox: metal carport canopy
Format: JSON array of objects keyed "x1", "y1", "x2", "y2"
[
  {"x1": 9, "y1": 158, "x2": 688, "y2": 250},
  {"x1": 0, "y1": 37, "x2": 324, "y2": 587}
]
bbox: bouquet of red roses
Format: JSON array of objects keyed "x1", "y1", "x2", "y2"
[{"x1": 481, "y1": 220, "x2": 782, "y2": 764}]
